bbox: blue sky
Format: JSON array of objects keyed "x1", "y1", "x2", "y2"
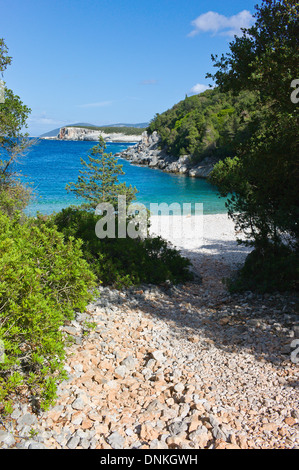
[{"x1": 1, "y1": 0, "x2": 258, "y2": 136}]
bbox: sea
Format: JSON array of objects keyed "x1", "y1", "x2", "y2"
[{"x1": 14, "y1": 139, "x2": 228, "y2": 216}]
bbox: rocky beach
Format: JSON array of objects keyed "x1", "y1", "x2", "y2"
[{"x1": 0, "y1": 213, "x2": 298, "y2": 450}]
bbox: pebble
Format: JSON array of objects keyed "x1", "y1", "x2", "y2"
[
  {"x1": 107, "y1": 431, "x2": 125, "y2": 449},
  {"x1": 1, "y1": 259, "x2": 298, "y2": 450},
  {"x1": 0, "y1": 431, "x2": 15, "y2": 447}
]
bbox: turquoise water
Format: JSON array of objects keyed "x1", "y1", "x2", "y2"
[{"x1": 15, "y1": 139, "x2": 227, "y2": 216}]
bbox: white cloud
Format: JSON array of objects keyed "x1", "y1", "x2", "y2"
[
  {"x1": 27, "y1": 113, "x2": 66, "y2": 126},
  {"x1": 78, "y1": 100, "x2": 113, "y2": 108},
  {"x1": 188, "y1": 10, "x2": 253, "y2": 38},
  {"x1": 189, "y1": 83, "x2": 210, "y2": 95}
]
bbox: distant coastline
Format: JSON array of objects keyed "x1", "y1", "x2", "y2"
[{"x1": 40, "y1": 126, "x2": 144, "y2": 143}]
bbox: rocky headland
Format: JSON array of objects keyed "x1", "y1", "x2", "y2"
[
  {"x1": 118, "y1": 131, "x2": 220, "y2": 178},
  {"x1": 57, "y1": 127, "x2": 142, "y2": 143}
]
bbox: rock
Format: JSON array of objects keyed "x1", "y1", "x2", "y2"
[
  {"x1": 188, "y1": 429, "x2": 210, "y2": 448},
  {"x1": 292, "y1": 325, "x2": 299, "y2": 338},
  {"x1": 262, "y1": 423, "x2": 279, "y2": 432},
  {"x1": 179, "y1": 403, "x2": 190, "y2": 419},
  {"x1": 80, "y1": 438, "x2": 91, "y2": 449},
  {"x1": 71, "y1": 411, "x2": 84, "y2": 425},
  {"x1": 173, "y1": 383, "x2": 185, "y2": 394},
  {"x1": 114, "y1": 365, "x2": 127, "y2": 379},
  {"x1": 188, "y1": 336, "x2": 199, "y2": 343},
  {"x1": 212, "y1": 425, "x2": 227, "y2": 441},
  {"x1": 67, "y1": 435, "x2": 81, "y2": 449},
  {"x1": 151, "y1": 350, "x2": 166, "y2": 363},
  {"x1": 215, "y1": 440, "x2": 240, "y2": 449},
  {"x1": 140, "y1": 423, "x2": 159, "y2": 441},
  {"x1": 107, "y1": 431, "x2": 125, "y2": 449},
  {"x1": 58, "y1": 127, "x2": 142, "y2": 143},
  {"x1": 0, "y1": 430, "x2": 15, "y2": 447},
  {"x1": 28, "y1": 441, "x2": 48, "y2": 449},
  {"x1": 62, "y1": 325, "x2": 79, "y2": 336},
  {"x1": 71, "y1": 397, "x2": 85, "y2": 410},
  {"x1": 219, "y1": 317, "x2": 230, "y2": 326},
  {"x1": 120, "y1": 355, "x2": 137, "y2": 371},
  {"x1": 10, "y1": 408, "x2": 22, "y2": 420},
  {"x1": 150, "y1": 439, "x2": 168, "y2": 449},
  {"x1": 284, "y1": 417, "x2": 296, "y2": 426},
  {"x1": 17, "y1": 413, "x2": 37, "y2": 428},
  {"x1": 146, "y1": 399, "x2": 163, "y2": 413},
  {"x1": 118, "y1": 132, "x2": 218, "y2": 178},
  {"x1": 166, "y1": 433, "x2": 188, "y2": 448},
  {"x1": 168, "y1": 420, "x2": 188, "y2": 436}
]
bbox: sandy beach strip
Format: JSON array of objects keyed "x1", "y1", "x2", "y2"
[{"x1": 149, "y1": 212, "x2": 253, "y2": 272}]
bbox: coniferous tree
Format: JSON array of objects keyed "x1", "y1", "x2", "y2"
[{"x1": 66, "y1": 137, "x2": 137, "y2": 210}]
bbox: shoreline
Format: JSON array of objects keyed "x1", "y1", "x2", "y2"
[
  {"x1": 149, "y1": 212, "x2": 252, "y2": 271},
  {"x1": 119, "y1": 131, "x2": 219, "y2": 179}
]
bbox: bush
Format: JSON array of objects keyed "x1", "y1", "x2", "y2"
[
  {"x1": 51, "y1": 207, "x2": 193, "y2": 289},
  {"x1": 226, "y1": 243, "x2": 299, "y2": 294},
  {"x1": 0, "y1": 179, "x2": 32, "y2": 218},
  {"x1": 0, "y1": 212, "x2": 96, "y2": 411}
]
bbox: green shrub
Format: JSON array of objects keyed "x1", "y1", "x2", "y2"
[
  {"x1": 0, "y1": 179, "x2": 32, "y2": 218},
  {"x1": 51, "y1": 207, "x2": 193, "y2": 288},
  {"x1": 0, "y1": 212, "x2": 96, "y2": 410},
  {"x1": 226, "y1": 243, "x2": 299, "y2": 294}
]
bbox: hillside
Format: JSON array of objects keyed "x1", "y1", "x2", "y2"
[
  {"x1": 119, "y1": 88, "x2": 258, "y2": 177},
  {"x1": 147, "y1": 88, "x2": 257, "y2": 163}
]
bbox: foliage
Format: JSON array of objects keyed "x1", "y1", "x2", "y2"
[
  {"x1": 207, "y1": 0, "x2": 299, "y2": 115},
  {"x1": 51, "y1": 206, "x2": 193, "y2": 289},
  {"x1": 0, "y1": 38, "x2": 34, "y2": 217},
  {"x1": 0, "y1": 178, "x2": 32, "y2": 218},
  {"x1": 66, "y1": 137, "x2": 138, "y2": 210},
  {"x1": 0, "y1": 39, "x2": 97, "y2": 413},
  {"x1": 226, "y1": 244, "x2": 299, "y2": 293},
  {"x1": 0, "y1": 87, "x2": 32, "y2": 154},
  {"x1": 208, "y1": 0, "x2": 299, "y2": 292},
  {"x1": 0, "y1": 38, "x2": 12, "y2": 73},
  {"x1": 147, "y1": 88, "x2": 257, "y2": 162},
  {"x1": 0, "y1": 212, "x2": 96, "y2": 410}
]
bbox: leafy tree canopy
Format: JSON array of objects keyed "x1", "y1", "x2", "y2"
[
  {"x1": 0, "y1": 38, "x2": 33, "y2": 216},
  {"x1": 147, "y1": 87, "x2": 258, "y2": 162},
  {"x1": 208, "y1": 0, "x2": 299, "y2": 291}
]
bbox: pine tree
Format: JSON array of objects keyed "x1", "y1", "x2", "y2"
[{"x1": 66, "y1": 137, "x2": 138, "y2": 210}]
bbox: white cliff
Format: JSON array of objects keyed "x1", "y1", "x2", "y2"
[{"x1": 58, "y1": 127, "x2": 142, "y2": 142}]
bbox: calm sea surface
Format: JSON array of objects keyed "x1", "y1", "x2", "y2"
[{"x1": 15, "y1": 139, "x2": 227, "y2": 216}]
